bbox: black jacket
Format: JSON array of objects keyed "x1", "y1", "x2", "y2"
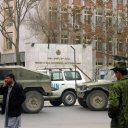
[{"x1": 0, "y1": 82, "x2": 26, "y2": 117}]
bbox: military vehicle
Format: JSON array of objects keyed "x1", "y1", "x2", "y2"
[
  {"x1": 77, "y1": 55, "x2": 128, "y2": 111},
  {"x1": 76, "y1": 68, "x2": 117, "y2": 111},
  {"x1": 0, "y1": 65, "x2": 52, "y2": 113}
]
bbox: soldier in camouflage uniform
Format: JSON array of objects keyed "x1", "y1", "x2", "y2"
[{"x1": 108, "y1": 62, "x2": 128, "y2": 128}]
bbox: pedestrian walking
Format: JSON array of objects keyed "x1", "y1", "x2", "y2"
[
  {"x1": 108, "y1": 61, "x2": 128, "y2": 128},
  {"x1": 0, "y1": 74, "x2": 26, "y2": 128}
]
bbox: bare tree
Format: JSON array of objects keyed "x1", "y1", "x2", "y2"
[
  {"x1": 26, "y1": 1, "x2": 58, "y2": 49},
  {"x1": 0, "y1": 0, "x2": 40, "y2": 65},
  {"x1": 26, "y1": 0, "x2": 128, "y2": 65},
  {"x1": 26, "y1": 1, "x2": 86, "y2": 46},
  {"x1": 88, "y1": 0, "x2": 128, "y2": 65}
]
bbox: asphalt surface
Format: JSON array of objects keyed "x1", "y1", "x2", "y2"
[{"x1": 0, "y1": 101, "x2": 111, "y2": 128}]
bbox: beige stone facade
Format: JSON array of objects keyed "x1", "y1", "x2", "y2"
[{"x1": 0, "y1": 0, "x2": 128, "y2": 67}]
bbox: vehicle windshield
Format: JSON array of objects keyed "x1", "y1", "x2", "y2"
[{"x1": 103, "y1": 70, "x2": 117, "y2": 81}]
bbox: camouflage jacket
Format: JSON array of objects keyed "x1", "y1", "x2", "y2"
[{"x1": 108, "y1": 76, "x2": 128, "y2": 128}]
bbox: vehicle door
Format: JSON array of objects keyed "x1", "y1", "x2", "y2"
[
  {"x1": 50, "y1": 71, "x2": 65, "y2": 95},
  {"x1": 63, "y1": 70, "x2": 84, "y2": 89}
]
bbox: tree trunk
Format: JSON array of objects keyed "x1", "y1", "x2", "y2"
[
  {"x1": 15, "y1": 27, "x2": 21, "y2": 65},
  {"x1": 15, "y1": 45, "x2": 20, "y2": 65}
]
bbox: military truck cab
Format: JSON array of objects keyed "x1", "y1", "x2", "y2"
[
  {"x1": 76, "y1": 69, "x2": 117, "y2": 111},
  {"x1": 0, "y1": 66, "x2": 52, "y2": 113}
]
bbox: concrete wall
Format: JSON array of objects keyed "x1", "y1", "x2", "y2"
[{"x1": 25, "y1": 43, "x2": 94, "y2": 79}]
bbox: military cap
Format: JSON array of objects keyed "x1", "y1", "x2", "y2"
[{"x1": 111, "y1": 61, "x2": 127, "y2": 72}]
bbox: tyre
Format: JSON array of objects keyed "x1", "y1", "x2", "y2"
[
  {"x1": 49, "y1": 100, "x2": 62, "y2": 106},
  {"x1": 22, "y1": 91, "x2": 44, "y2": 113},
  {"x1": 62, "y1": 91, "x2": 76, "y2": 106},
  {"x1": 86, "y1": 90, "x2": 108, "y2": 111},
  {"x1": 78, "y1": 98, "x2": 88, "y2": 108}
]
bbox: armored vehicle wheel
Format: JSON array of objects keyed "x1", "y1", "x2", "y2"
[
  {"x1": 22, "y1": 91, "x2": 44, "y2": 113},
  {"x1": 62, "y1": 91, "x2": 76, "y2": 106},
  {"x1": 49, "y1": 100, "x2": 62, "y2": 106},
  {"x1": 78, "y1": 98, "x2": 88, "y2": 108},
  {"x1": 86, "y1": 90, "x2": 107, "y2": 111}
]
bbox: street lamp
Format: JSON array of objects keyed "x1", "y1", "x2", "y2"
[{"x1": 70, "y1": 46, "x2": 77, "y2": 90}]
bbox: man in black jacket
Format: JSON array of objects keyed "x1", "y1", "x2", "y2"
[{"x1": 0, "y1": 74, "x2": 26, "y2": 128}]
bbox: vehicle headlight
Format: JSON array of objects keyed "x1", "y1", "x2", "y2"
[
  {"x1": 80, "y1": 85, "x2": 87, "y2": 91},
  {"x1": 76, "y1": 84, "x2": 87, "y2": 91}
]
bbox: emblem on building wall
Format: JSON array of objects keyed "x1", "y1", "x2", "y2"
[{"x1": 56, "y1": 49, "x2": 61, "y2": 55}]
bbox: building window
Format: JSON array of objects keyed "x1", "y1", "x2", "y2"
[
  {"x1": 107, "y1": 40, "x2": 112, "y2": 51},
  {"x1": 6, "y1": 32, "x2": 13, "y2": 50},
  {"x1": 61, "y1": 35, "x2": 68, "y2": 44},
  {"x1": 49, "y1": 5, "x2": 58, "y2": 29},
  {"x1": 117, "y1": 10, "x2": 124, "y2": 33},
  {"x1": 83, "y1": 36, "x2": 91, "y2": 44},
  {"x1": 49, "y1": 6, "x2": 57, "y2": 21},
  {"x1": 61, "y1": 7, "x2": 68, "y2": 30},
  {"x1": 4, "y1": 7, "x2": 13, "y2": 27},
  {"x1": 106, "y1": 10, "x2": 112, "y2": 27},
  {"x1": 117, "y1": 10, "x2": 125, "y2": 33},
  {"x1": 75, "y1": 11, "x2": 81, "y2": 24},
  {"x1": 117, "y1": 42, "x2": 123, "y2": 52},
  {"x1": 117, "y1": 0, "x2": 123, "y2": 4},
  {"x1": 84, "y1": 10, "x2": 92, "y2": 24},
  {"x1": 61, "y1": 7, "x2": 68, "y2": 22},
  {"x1": 96, "y1": 61, "x2": 103, "y2": 66},
  {"x1": 96, "y1": 37, "x2": 103, "y2": 51},
  {"x1": 50, "y1": 34, "x2": 57, "y2": 43},
  {"x1": 96, "y1": 9, "x2": 103, "y2": 25},
  {"x1": 75, "y1": 36, "x2": 81, "y2": 44}
]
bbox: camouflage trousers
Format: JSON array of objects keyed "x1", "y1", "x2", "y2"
[{"x1": 111, "y1": 119, "x2": 128, "y2": 128}]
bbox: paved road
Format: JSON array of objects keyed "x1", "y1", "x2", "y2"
[{"x1": 0, "y1": 102, "x2": 110, "y2": 128}]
